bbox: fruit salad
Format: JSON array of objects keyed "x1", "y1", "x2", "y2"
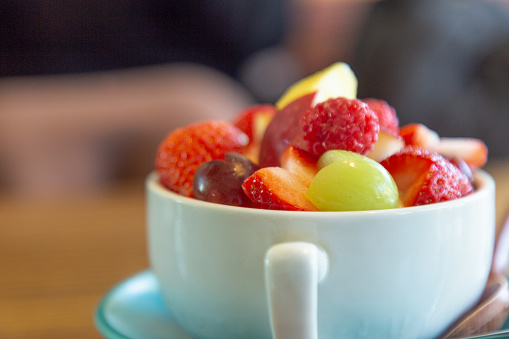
[{"x1": 154, "y1": 63, "x2": 488, "y2": 211}]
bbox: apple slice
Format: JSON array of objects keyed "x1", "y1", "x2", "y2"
[
  {"x1": 367, "y1": 130, "x2": 405, "y2": 163},
  {"x1": 275, "y1": 62, "x2": 358, "y2": 110},
  {"x1": 259, "y1": 92, "x2": 316, "y2": 167}
]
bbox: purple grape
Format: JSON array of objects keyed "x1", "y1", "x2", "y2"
[{"x1": 193, "y1": 153, "x2": 259, "y2": 207}]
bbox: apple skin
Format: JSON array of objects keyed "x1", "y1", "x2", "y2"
[{"x1": 259, "y1": 93, "x2": 316, "y2": 167}]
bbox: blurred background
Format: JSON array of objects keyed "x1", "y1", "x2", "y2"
[
  {"x1": 0, "y1": 0, "x2": 508, "y2": 197},
  {"x1": 1, "y1": 1, "x2": 509, "y2": 338}
]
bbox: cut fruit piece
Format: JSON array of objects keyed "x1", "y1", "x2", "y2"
[
  {"x1": 399, "y1": 123, "x2": 488, "y2": 169},
  {"x1": 399, "y1": 123, "x2": 440, "y2": 150},
  {"x1": 367, "y1": 130, "x2": 405, "y2": 163},
  {"x1": 436, "y1": 137, "x2": 488, "y2": 169},
  {"x1": 280, "y1": 146, "x2": 319, "y2": 187},
  {"x1": 307, "y1": 150, "x2": 399, "y2": 211},
  {"x1": 242, "y1": 167, "x2": 319, "y2": 211},
  {"x1": 233, "y1": 104, "x2": 276, "y2": 143},
  {"x1": 275, "y1": 62, "x2": 357, "y2": 110},
  {"x1": 381, "y1": 146, "x2": 473, "y2": 207},
  {"x1": 259, "y1": 93, "x2": 316, "y2": 167},
  {"x1": 233, "y1": 104, "x2": 277, "y2": 164}
]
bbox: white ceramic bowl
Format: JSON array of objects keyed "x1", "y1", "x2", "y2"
[{"x1": 147, "y1": 170, "x2": 495, "y2": 339}]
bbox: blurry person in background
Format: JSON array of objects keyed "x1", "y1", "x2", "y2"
[
  {"x1": 0, "y1": 0, "x2": 287, "y2": 196},
  {"x1": 0, "y1": 0, "x2": 371, "y2": 197},
  {"x1": 6, "y1": 0, "x2": 506, "y2": 196},
  {"x1": 351, "y1": 0, "x2": 509, "y2": 159}
]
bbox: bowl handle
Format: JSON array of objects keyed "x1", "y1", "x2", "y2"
[{"x1": 265, "y1": 242, "x2": 328, "y2": 339}]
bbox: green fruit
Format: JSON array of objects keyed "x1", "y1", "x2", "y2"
[
  {"x1": 275, "y1": 62, "x2": 358, "y2": 110},
  {"x1": 307, "y1": 150, "x2": 398, "y2": 211}
]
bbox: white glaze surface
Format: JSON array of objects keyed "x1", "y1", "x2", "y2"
[{"x1": 147, "y1": 170, "x2": 496, "y2": 339}]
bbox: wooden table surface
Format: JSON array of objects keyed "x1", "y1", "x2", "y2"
[{"x1": 1, "y1": 161, "x2": 509, "y2": 339}]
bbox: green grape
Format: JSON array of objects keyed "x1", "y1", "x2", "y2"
[{"x1": 306, "y1": 150, "x2": 398, "y2": 211}]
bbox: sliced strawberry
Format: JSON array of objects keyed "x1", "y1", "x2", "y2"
[
  {"x1": 300, "y1": 97, "x2": 380, "y2": 157},
  {"x1": 233, "y1": 104, "x2": 277, "y2": 142},
  {"x1": 232, "y1": 104, "x2": 276, "y2": 164},
  {"x1": 362, "y1": 98, "x2": 399, "y2": 136},
  {"x1": 367, "y1": 130, "x2": 405, "y2": 163},
  {"x1": 399, "y1": 123, "x2": 440, "y2": 150},
  {"x1": 399, "y1": 123, "x2": 488, "y2": 169},
  {"x1": 155, "y1": 121, "x2": 249, "y2": 197},
  {"x1": 242, "y1": 167, "x2": 319, "y2": 211},
  {"x1": 381, "y1": 146, "x2": 473, "y2": 207},
  {"x1": 449, "y1": 157, "x2": 474, "y2": 183},
  {"x1": 280, "y1": 145, "x2": 319, "y2": 187},
  {"x1": 436, "y1": 137, "x2": 488, "y2": 169}
]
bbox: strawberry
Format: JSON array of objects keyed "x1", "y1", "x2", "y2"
[
  {"x1": 280, "y1": 145, "x2": 319, "y2": 187},
  {"x1": 232, "y1": 104, "x2": 276, "y2": 164},
  {"x1": 399, "y1": 123, "x2": 488, "y2": 169},
  {"x1": 300, "y1": 97, "x2": 380, "y2": 157},
  {"x1": 399, "y1": 123, "x2": 440, "y2": 150},
  {"x1": 436, "y1": 137, "x2": 488, "y2": 169},
  {"x1": 242, "y1": 167, "x2": 319, "y2": 211},
  {"x1": 233, "y1": 104, "x2": 276, "y2": 142},
  {"x1": 381, "y1": 146, "x2": 473, "y2": 207},
  {"x1": 155, "y1": 121, "x2": 249, "y2": 197},
  {"x1": 362, "y1": 98, "x2": 399, "y2": 136},
  {"x1": 449, "y1": 157, "x2": 474, "y2": 183}
]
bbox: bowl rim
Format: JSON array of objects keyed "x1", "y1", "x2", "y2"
[{"x1": 146, "y1": 169, "x2": 495, "y2": 217}]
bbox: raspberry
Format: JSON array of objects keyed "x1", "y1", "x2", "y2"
[
  {"x1": 155, "y1": 121, "x2": 248, "y2": 197},
  {"x1": 362, "y1": 98, "x2": 399, "y2": 136},
  {"x1": 300, "y1": 97, "x2": 380, "y2": 157}
]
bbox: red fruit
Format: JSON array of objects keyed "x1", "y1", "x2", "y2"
[
  {"x1": 381, "y1": 146, "x2": 473, "y2": 207},
  {"x1": 242, "y1": 167, "x2": 319, "y2": 211},
  {"x1": 399, "y1": 123, "x2": 440, "y2": 150},
  {"x1": 233, "y1": 104, "x2": 277, "y2": 142},
  {"x1": 436, "y1": 137, "x2": 488, "y2": 169},
  {"x1": 363, "y1": 98, "x2": 399, "y2": 136},
  {"x1": 300, "y1": 97, "x2": 380, "y2": 157},
  {"x1": 155, "y1": 121, "x2": 249, "y2": 197},
  {"x1": 280, "y1": 145, "x2": 319, "y2": 187},
  {"x1": 449, "y1": 157, "x2": 474, "y2": 183},
  {"x1": 232, "y1": 104, "x2": 276, "y2": 164},
  {"x1": 399, "y1": 123, "x2": 488, "y2": 169},
  {"x1": 259, "y1": 93, "x2": 317, "y2": 167}
]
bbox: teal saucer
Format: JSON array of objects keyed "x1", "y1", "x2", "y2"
[
  {"x1": 94, "y1": 270, "x2": 194, "y2": 339},
  {"x1": 94, "y1": 270, "x2": 509, "y2": 339}
]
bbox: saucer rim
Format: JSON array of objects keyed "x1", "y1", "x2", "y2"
[
  {"x1": 95, "y1": 269, "x2": 509, "y2": 339},
  {"x1": 94, "y1": 270, "x2": 154, "y2": 339}
]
